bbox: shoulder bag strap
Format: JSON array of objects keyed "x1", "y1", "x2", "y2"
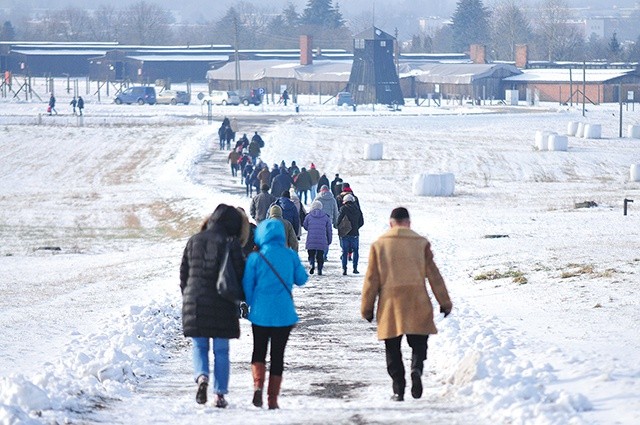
[{"x1": 258, "y1": 252, "x2": 293, "y2": 299}]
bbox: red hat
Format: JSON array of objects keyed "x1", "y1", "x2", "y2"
[
  {"x1": 343, "y1": 186, "x2": 352, "y2": 192},
  {"x1": 310, "y1": 163, "x2": 316, "y2": 169}
]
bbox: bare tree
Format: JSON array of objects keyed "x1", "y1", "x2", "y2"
[
  {"x1": 120, "y1": 1, "x2": 174, "y2": 45},
  {"x1": 86, "y1": 5, "x2": 122, "y2": 42},
  {"x1": 534, "y1": 0, "x2": 582, "y2": 61},
  {"x1": 490, "y1": 0, "x2": 533, "y2": 61},
  {"x1": 54, "y1": 7, "x2": 91, "y2": 41}
]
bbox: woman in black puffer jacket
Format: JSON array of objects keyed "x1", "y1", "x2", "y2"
[{"x1": 180, "y1": 204, "x2": 246, "y2": 408}]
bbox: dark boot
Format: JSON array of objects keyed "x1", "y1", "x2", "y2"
[
  {"x1": 252, "y1": 362, "x2": 266, "y2": 407},
  {"x1": 267, "y1": 375, "x2": 282, "y2": 409},
  {"x1": 317, "y1": 259, "x2": 324, "y2": 276},
  {"x1": 195, "y1": 374, "x2": 208, "y2": 405}
]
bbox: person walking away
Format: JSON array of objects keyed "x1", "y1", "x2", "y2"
[
  {"x1": 361, "y1": 207, "x2": 452, "y2": 402},
  {"x1": 303, "y1": 201, "x2": 332, "y2": 275},
  {"x1": 336, "y1": 183, "x2": 361, "y2": 212},
  {"x1": 267, "y1": 205, "x2": 298, "y2": 251},
  {"x1": 257, "y1": 164, "x2": 271, "y2": 189},
  {"x1": 314, "y1": 185, "x2": 338, "y2": 260},
  {"x1": 337, "y1": 194, "x2": 364, "y2": 275},
  {"x1": 294, "y1": 167, "x2": 312, "y2": 204},
  {"x1": 77, "y1": 96, "x2": 84, "y2": 116},
  {"x1": 272, "y1": 191, "x2": 300, "y2": 237},
  {"x1": 227, "y1": 149, "x2": 240, "y2": 177},
  {"x1": 70, "y1": 97, "x2": 77, "y2": 115},
  {"x1": 281, "y1": 89, "x2": 289, "y2": 106},
  {"x1": 250, "y1": 184, "x2": 276, "y2": 224},
  {"x1": 242, "y1": 219, "x2": 308, "y2": 409},
  {"x1": 230, "y1": 117, "x2": 239, "y2": 142},
  {"x1": 317, "y1": 173, "x2": 330, "y2": 194},
  {"x1": 308, "y1": 163, "x2": 320, "y2": 201},
  {"x1": 225, "y1": 126, "x2": 235, "y2": 150},
  {"x1": 180, "y1": 204, "x2": 246, "y2": 408},
  {"x1": 48, "y1": 94, "x2": 57, "y2": 115},
  {"x1": 248, "y1": 137, "x2": 261, "y2": 165},
  {"x1": 330, "y1": 174, "x2": 343, "y2": 198},
  {"x1": 270, "y1": 168, "x2": 293, "y2": 198},
  {"x1": 243, "y1": 163, "x2": 255, "y2": 197},
  {"x1": 288, "y1": 160, "x2": 300, "y2": 177},
  {"x1": 218, "y1": 124, "x2": 227, "y2": 149},
  {"x1": 251, "y1": 131, "x2": 265, "y2": 148}
]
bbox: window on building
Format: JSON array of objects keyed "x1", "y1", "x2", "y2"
[
  {"x1": 380, "y1": 41, "x2": 386, "y2": 47},
  {"x1": 355, "y1": 39, "x2": 364, "y2": 49}
]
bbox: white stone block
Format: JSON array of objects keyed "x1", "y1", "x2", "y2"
[
  {"x1": 631, "y1": 164, "x2": 640, "y2": 182},
  {"x1": 364, "y1": 143, "x2": 383, "y2": 160},
  {"x1": 549, "y1": 135, "x2": 568, "y2": 151},
  {"x1": 576, "y1": 122, "x2": 586, "y2": 138},
  {"x1": 583, "y1": 124, "x2": 601, "y2": 139},
  {"x1": 627, "y1": 125, "x2": 640, "y2": 139},
  {"x1": 567, "y1": 121, "x2": 579, "y2": 136},
  {"x1": 412, "y1": 173, "x2": 455, "y2": 196}
]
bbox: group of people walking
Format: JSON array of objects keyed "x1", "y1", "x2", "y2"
[
  {"x1": 249, "y1": 162, "x2": 364, "y2": 276},
  {"x1": 179, "y1": 123, "x2": 453, "y2": 409},
  {"x1": 180, "y1": 204, "x2": 452, "y2": 409}
]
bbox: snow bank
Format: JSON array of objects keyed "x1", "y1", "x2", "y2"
[
  {"x1": 433, "y1": 309, "x2": 592, "y2": 425},
  {"x1": 0, "y1": 297, "x2": 181, "y2": 424}
]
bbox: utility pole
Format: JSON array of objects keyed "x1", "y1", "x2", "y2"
[
  {"x1": 394, "y1": 27, "x2": 399, "y2": 77},
  {"x1": 234, "y1": 16, "x2": 241, "y2": 91},
  {"x1": 582, "y1": 61, "x2": 586, "y2": 117}
]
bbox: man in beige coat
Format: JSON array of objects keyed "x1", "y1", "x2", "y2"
[{"x1": 361, "y1": 207, "x2": 452, "y2": 401}]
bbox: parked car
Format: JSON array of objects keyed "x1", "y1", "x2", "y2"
[
  {"x1": 201, "y1": 90, "x2": 240, "y2": 106},
  {"x1": 231, "y1": 88, "x2": 263, "y2": 106},
  {"x1": 114, "y1": 86, "x2": 156, "y2": 105},
  {"x1": 336, "y1": 91, "x2": 354, "y2": 106},
  {"x1": 156, "y1": 89, "x2": 190, "y2": 105}
]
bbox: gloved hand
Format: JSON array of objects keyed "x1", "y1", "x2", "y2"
[{"x1": 440, "y1": 306, "x2": 451, "y2": 318}]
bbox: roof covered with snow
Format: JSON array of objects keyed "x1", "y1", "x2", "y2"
[
  {"x1": 504, "y1": 68, "x2": 636, "y2": 83},
  {"x1": 206, "y1": 60, "x2": 352, "y2": 82},
  {"x1": 127, "y1": 54, "x2": 229, "y2": 62},
  {"x1": 398, "y1": 63, "x2": 522, "y2": 84}
]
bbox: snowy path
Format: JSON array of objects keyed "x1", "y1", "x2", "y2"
[{"x1": 90, "y1": 136, "x2": 482, "y2": 424}]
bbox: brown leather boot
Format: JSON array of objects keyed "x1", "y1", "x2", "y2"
[
  {"x1": 267, "y1": 375, "x2": 282, "y2": 409},
  {"x1": 251, "y1": 362, "x2": 266, "y2": 407}
]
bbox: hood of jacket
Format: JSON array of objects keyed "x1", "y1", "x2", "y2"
[
  {"x1": 269, "y1": 204, "x2": 283, "y2": 218},
  {"x1": 317, "y1": 191, "x2": 334, "y2": 201},
  {"x1": 255, "y1": 219, "x2": 286, "y2": 247}
]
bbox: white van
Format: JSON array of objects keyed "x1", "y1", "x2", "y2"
[{"x1": 202, "y1": 90, "x2": 240, "y2": 106}]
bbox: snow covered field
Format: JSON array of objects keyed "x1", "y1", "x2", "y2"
[{"x1": 1, "y1": 84, "x2": 639, "y2": 424}]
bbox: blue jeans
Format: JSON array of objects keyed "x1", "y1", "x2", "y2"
[
  {"x1": 340, "y1": 236, "x2": 359, "y2": 270},
  {"x1": 192, "y1": 337, "x2": 230, "y2": 394},
  {"x1": 310, "y1": 185, "x2": 317, "y2": 201}
]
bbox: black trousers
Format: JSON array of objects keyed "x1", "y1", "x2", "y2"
[
  {"x1": 384, "y1": 334, "x2": 429, "y2": 396},
  {"x1": 251, "y1": 324, "x2": 292, "y2": 376},
  {"x1": 307, "y1": 249, "x2": 324, "y2": 268}
]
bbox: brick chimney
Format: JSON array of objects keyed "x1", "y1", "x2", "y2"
[
  {"x1": 469, "y1": 44, "x2": 486, "y2": 64},
  {"x1": 515, "y1": 44, "x2": 528, "y2": 69},
  {"x1": 300, "y1": 35, "x2": 313, "y2": 65}
]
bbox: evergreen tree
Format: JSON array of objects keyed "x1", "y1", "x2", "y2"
[
  {"x1": 300, "y1": 0, "x2": 344, "y2": 29},
  {"x1": 451, "y1": 0, "x2": 491, "y2": 52},
  {"x1": 282, "y1": 3, "x2": 300, "y2": 27},
  {"x1": 608, "y1": 32, "x2": 621, "y2": 61},
  {"x1": 1, "y1": 21, "x2": 16, "y2": 41}
]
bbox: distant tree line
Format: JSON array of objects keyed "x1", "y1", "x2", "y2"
[
  {"x1": 0, "y1": 0, "x2": 351, "y2": 50},
  {"x1": 409, "y1": 0, "x2": 640, "y2": 63},
  {"x1": 1, "y1": 0, "x2": 640, "y2": 63}
]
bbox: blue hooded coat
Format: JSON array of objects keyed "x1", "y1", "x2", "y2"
[{"x1": 242, "y1": 220, "x2": 308, "y2": 327}]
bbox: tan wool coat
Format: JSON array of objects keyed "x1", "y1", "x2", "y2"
[{"x1": 361, "y1": 227, "x2": 452, "y2": 340}]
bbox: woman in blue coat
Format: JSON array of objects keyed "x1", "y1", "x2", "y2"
[{"x1": 242, "y1": 219, "x2": 308, "y2": 409}]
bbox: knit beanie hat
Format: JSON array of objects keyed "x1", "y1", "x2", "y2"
[
  {"x1": 310, "y1": 200, "x2": 323, "y2": 211},
  {"x1": 343, "y1": 194, "x2": 355, "y2": 203},
  {"x1": 269, "y1": 204, "x2": 283, "y2": 217},
  {"x1": 320, "y1": 185, "x2": 329, "y2": 193}
]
